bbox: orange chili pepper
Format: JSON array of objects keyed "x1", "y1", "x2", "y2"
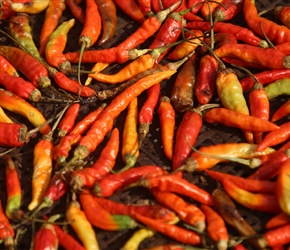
[
  {"x1": 200, "y1": 0, "x2": 223, "y2": 20},
  {"x1": 0, "y1": 55, "x2": 18, "y2": 76},
  {"x1": 274, "y1": 5, "x2": 290, "y2": 29},
  {"x1": 113, "y1": 0, "x2": 145, "y2": 23},
  {"x1": 265, "y1": 212, "x2": 290, "y2": 229},
  {"x1": 66, "y1": 0, "x2": 85, "y2": 24}
]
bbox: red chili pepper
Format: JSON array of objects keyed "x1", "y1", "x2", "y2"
[
  {"x1": 95, "y1": 0, "x2": 117, "y2": 46},
  {"x1": 222, "y1": 178, "x2": 281, "y2": 213},
  {"x1": 195, "y1": 55, "x2": 218, "y2": 105},
  {"x1": 271, "y1": 99, "x2": 290, "y2": 122},
  {"x1": 200, "y1": 0, "x2": 223, "y2": 20},
  {"x1": 66, "y1": 0, "x2": 85, "y2": 24},
  {"x1": 0, "y1": 45, "x2": 51, "y2": 88},
  {"x1": 261, "y1": 223, "x2": 290, "y2": 248},
  {"x1": 57, "y1": 103, "x2": 80, "y2": 137},
  {"x1": 0, "y1": 0, "x2": 16, "y2": 19},
  {"x1": 0, "y1": 71, "x2": 41, "y2": 102},
  {"x1": 113, "y1": 0, "x2": 145, "y2": 23},
  {"x1": 79, "y1": 191, "x2": 137, "y2": 231},
  {"x1": 52, "y1": 224, "x2": 85, "y2": 250},
  {"x1": 95, "y1": 196, "x2": 177, "y2": 223},
  {"x1": 275, "y1": 5, "x2": 290, "y2": 29},
  {"x1": 243, "y1": 0, "x2": 290, "y2": 45},
  {"x1": 151, "y1": 189, "x2": 206, "y2": 230},
  {"x1": 70, "y1": 127, "x2": 119, "y2": 191},
  {"x1": 186, "y1": 21, "x2": 268, "y2": 47},
  {"x1": 157, "y1": 96, "x2": 175, "y2": 160},
  {"x1": 137, "y1": 0, "x2": 153, "y2": 17},
  {"x1": 135, "y1": 174, "x2": 214, "y2": 205},
  {"x1": 33, "y1": 222, "x2": 58, "y2": 250},
  {"x1": 187, "y1": 0, "x2": 204, "y2": 14},
  {"x1": 213, "y1": 0, "x2": 243, "y2": 22},
  {"x1": 0, "y1": 55, "x2": 18, "y2": 76},
  {"x1": 170, "y1": 53, "x2": 196, "y2": 113},
  {"x1": 93, "y1": 165, "x2": 166, "y2": 197},
  {"x1": 205, "y1": 169, "x2": 276, "y2": 193},
  {"x1": 0, "y1": 122, "x2": 29, "y2": 147},
  {"x1": 265, "y1": 212, "x2": 290, "y2": 230},
  {"x1": 4, "y1": 155, "x2": 23, "y2": 220},
  {"x1": 200, "y1": 204, "x2": 229, "y2": 250},
  {"x1": 0, "y1": 200, "x2": 15, "y2": 248}
]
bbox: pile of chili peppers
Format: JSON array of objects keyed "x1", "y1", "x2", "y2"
[{"x1": 1, "y1": 0, "x2": 290, "y2": 249}]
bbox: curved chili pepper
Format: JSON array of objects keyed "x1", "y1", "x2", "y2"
[
  {"x1": 264, "y1": 77, "x2": 290, "y2": 100},
  {"x1": 131, "y1": 211, "x2": 202, "y2": 245},
  {"x1": 200, "y1": 204, "x2": 229, "y2": 250},
  {"x1": 222, "y1": 178, "x2": 281, "y2": 213},
  {"x1": 95, "y1": 0, "x2": 117, "y2": 46},
  {"x1": 214, "y1": 44, "x2": 290, "y2": 69},
  {"x1": 9, "y1": 0, "x2": 50, "y2": 14},
  {"x1": 96, "y1": 196, "x2": 177, "y2": 223},
  {"x1": 0, "y1": 200, "x2": 14, "y2": 249},
  {"x1": 0, "y1": 88, "x2": 51, "y2": 134},
  {"x1": 70, "y1": 70, "x2": 176, "y2": 163},
  {"x1": 93, "y1": 165, "x2": 166, "y2": 197},
  {"x1": 57, "y1": 103, "x2": 80, "y2": 137},
  {"x1": 170, "y1": 53, "x2": 196, "y2": 113},
  {"x1": 205, "y1": 169, "x2": 276, "y2": 193},
  {"x1": 187, "y1": 0, "x2": 203, "y2": 14},
  {"x1": 243, "y1": 0, "x2": 290, "y2": 45},
  {"x1": 265, "y1": 212, "x2": 290, "y2": 229},
  {"x1": 4, "y1": 155, "x2": 22, "y2": 220},
  {"x1": 121, "y1": 97, "x2": 139, "y2": 172},
  {"x1": 113, "y1": 0, "x2": 145, "y2": 23},
  {"x1": 274, "y1": 5, "x2": 290, "y2": 29},
  {"x1": 213, "y1": 0, "x2": 243, "y2": 22},
  {"x1": 200, "y1": 0, "x2": 223, "y2": 20},
  {"x1": 260, "y1": 223, "x2": 290, "y2": 248},
  {"x1": 0, "y1": 55, "x2": 18, "y2": 76},
  {"x1": 122, "y1": 228, "x2": 155, "y2": 250},
  {"x1": 8, "y1": 13, "x2": 41, "y2": 60},
  {"x1": 151, "y1": 189, "x2": 206, "y2": 231},
  {"x1": 195, "y1": 55, "x2": 218, "y2": 105},
  {"x1": 204, "y1": 107, "x2": 279, "y2": 132},
  {"x1": 271, "y1": 99, "x2": 290, "y2": 122},
  {"x1": 0, "y1": 71, "x2": 41, "y2": 102},
  {"x1": 240, "y1": 69, "x2": 290, "y2": 92},
  {"x1": 79, "y1": 191, "x2": 137, "y2": 231},
  {"x1": 39, "y1": 0, "x2": 66, "y2": 55},
  {"x1": 53, "y1": 224, "x2": 85, "y2": 250},
  {"x1": 70, "y1": 127, "x2": 119, "y2": 191},
  {"x1": 134, "y1": 174, "x2": 214, "y2": 205},
  {"x1": 66, "y1": 0, "x2": 85, "y2": 24},
  {"x1": 85, "y1": 62, "x2": 109, "y2": 86},
  {"x1": 66, "y1": 200, "x2": 100, "y2": 250},
  {"x1": 45, "y1": 18, "x2": 75, "y2": 73},
  {"x1": 0, "y1": 108, "x2": 13, "y2": 123},
  {"x1": 186, "y1": 21, "x2": 268, "y2": 47},
  {"x1": 0, "y1": 122, "x2": 29, "y2": 147},
  {"x1": 157, "y1": 96, "x2": 175, "y2": 161},
  {"x1": 33, "y1": 222, "x2": 58, "y2": 250},
  {"x1": 0, "y1": 45, "x2": 50, "y2": 88}
]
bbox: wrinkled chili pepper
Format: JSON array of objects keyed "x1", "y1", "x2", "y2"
[
  {"x1": 274, "y1": 5, "x2": 290, "y2": 29},
  {"x1": 9, "y1": 0, "x2": 50, "y2": 14},
  {"x1": 0, "y1": 122, "x2": 29, "y2": 147},
  {"x1": 113, "y1": 0, "x2": 145, "y2": 23},
  {"x1": 151, "y1": 189, "x2": 206, "y2": 230},
  {"x1": 4, "y1": 155, "x2": 23, "y2": 220},
  {"x1": 66, "y1": 0, "x2": 85, "y2": 24},
  {"x1": 79, "y1": 191, "x2": 137, "y2": 231},
  {"x1": 213, "y1": 0, "x2": 243, "y2": 22},
  {"x1": 45, "y1": 18, "x2": 75, "y2": 73},
  {"x1": 66, "y1": 200, "x2": 100, "y2": 250},
  {"x1": 259, "y1": 223, "x2": 290, "y2": 248},
  {"x1": 222, "y1": 178, "x2": 281, "y2": 213},
  {"x1": 93, "y1": 165, "x2": 166, "y2": 197},
  {"x1": 158, "y1": 96, "x2": 175, "y2": 161},
  {"x1": 0, "y1": 88, "x2": 51, "y2": 134}
]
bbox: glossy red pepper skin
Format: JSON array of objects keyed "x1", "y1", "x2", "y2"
[
  {"x1": 0, "y1": 200, "x2": 14, "y2": 244},
  {"x1": 0, "y1": 122, "x2": 29, "y2": 147},
  {"x1": 275, "y1": 6, "x2": 290, "y2": 29},
  {"x1": 0, "y1": 55, "x2": 18, "y2": 76},
  {"x1": 213, "y1": 0, "x2": 243, "y2": 22},
  {"x1": 33, "y1": 223, "x2": 58, "y2": 250}
]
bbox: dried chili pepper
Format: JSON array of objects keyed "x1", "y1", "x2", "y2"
[
  {"x1": 170, "y1": 53, "x2": 196, "y2": 112},
  {"x1": 66, "y1": 0, "x2": 85, "y2": 24},
  {"x1": 45, "y1": 18, "x2": 75, "y2": 73},
  {"x1": 9, "y1": 0, "x2": 50, "y2": 14},
  {"x1": 79, "y1": 191, "x2": 137, "y2": 231},
  {"x1": 0, "y1": 55, "x2": 18, "y2": 76},
  {"x1": 0, "y1": 71, "x2": 41, "y2": 102},
  {"x1": 33, "y1": 221, "x2": 58, "y2": 250},
  {"x1": 222, "y1": 178, "x2": 281, "y2": 213},
  {"x1": 203, "y1": 107, "x2": 279, "y2": 132},
  {"x1": 113, "y1": 0, "x2": 145, "y2": 23},
  {"x1": 39, "y1": 0, "x2": 66, "y2": 55},
  {"x1": 57, "y1": 103, "x2": 80, "y2": 137},
  {"x1": 157, "y1": 96, "x2": 175, "y2": 161},
  {"x1": 213, "y1": 0, "x2": 243, "y2": 22},
  {"x1": 70, "y1": 70, "x2": 176, "y2": 164},
  {"x1": 53, "y1": 224, "x2": 85, "y2": 250},
  {"x1": 0, "y1": 88, "x2": 51, "y2": 134},
  {"x1": 0, "y1": 200, "x2": 14, "y2": 249},
  {"x1": 0, "y1": 45, "x2": 50, "y2": 88},
  {"x1": 4, "y1": 155, "x2": 23, "y2": 220},
  {"x1": 200, "y1": 204, "x2": 229, "y2": 250},
  {"x1": 276, "y1": 158, "x2": 290, "y2": 215},
  {"x1": 186, "y1": 21, "x2": 268, "y2": 47},
  {"x1": 95, "y1": 0, "x2": 117, "y2": 46},
  {"x1": 93, "y1": 165, "x2": 166, "y2": 197},
  {"x1": 8, "y1": 13, "x2": 41, "y2": 60},
  {"x1": 243, "y1": 0, "x2": 290, "y2": 45},
  {"x1": 274, "y1": 5, "x2": 290, "y2": 29},
  {"x1": 151, "y1": 189, "x2": 206, "y2": 231},
  {"x1": 70, "y1": 127, "x2": 119, "y2": 191},
  {"x1": 66, "y1": 200, "x2": 100, "y2": 250},
  {"x1": 133, "y1": 174, "x2": 214, "y2": 205},
  {"x1": 259, "y1": 223, "x2": 290, "y2": 248},
  {"x1": 0, "y1": 122, "x2": 29, "y2": 147},
  {"x1": 264, "y1": 77, "x2": 290, "y2": 100},
  {"x1": 195, "y1": 55, "x2": 218, "y2": 105},
  {"x1": 121, "y1": 228, "x2": 155, "y2": 250}
]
